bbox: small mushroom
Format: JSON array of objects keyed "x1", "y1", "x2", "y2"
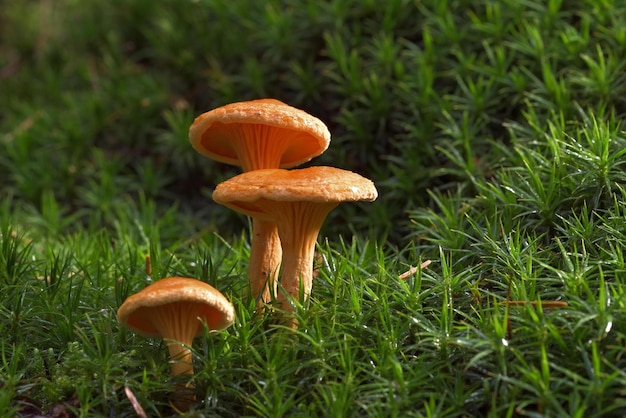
[
  {"x1": 212, "y1": 167, "x2": 378, "y2": 326},
  {"x1": 117, "y1": 277, "x2": 235, "y2": 411},
  {"x1": 189, "y1": 99, "x2": 331, "y2": 306}
]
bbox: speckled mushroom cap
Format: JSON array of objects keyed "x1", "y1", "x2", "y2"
[
  {"x1": 117, "y1": 277, "x2": 235, "y2": 338},
  {"x1": 189, "y1": 99, "x2": 331, "y2": 170},
  {"x1": 212, "y1": 166, "x2": 378, "y2": 217}
]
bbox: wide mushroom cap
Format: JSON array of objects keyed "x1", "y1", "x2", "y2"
[
  {"x1": 212, "y1": 166, "x2": 378, "y2": 216},
  {"x1": 189, "y1": 99, "x2": 331, "y2": 169},
  {"x1": 117, "y1": 277, "x2": 235, "y2": 338}
]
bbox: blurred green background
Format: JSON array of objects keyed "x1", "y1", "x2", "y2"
[{"x1": 2, "y1": 0, "x2": 626, "y2": 243}]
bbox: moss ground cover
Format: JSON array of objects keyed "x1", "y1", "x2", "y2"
[{"x1": 2, "y1": 0, "x2": 626, "y2": 416}]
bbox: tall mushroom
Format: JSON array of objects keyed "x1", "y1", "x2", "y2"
[
  {"x1": 117, "y1": 277, "x2": 235, "y2": 411},
  {"x1": 212, "y1": 167, "x2": 378, "y2": 326},
  {"x1": 189, "y1": 99, "x2": 331, "y2": 306}
]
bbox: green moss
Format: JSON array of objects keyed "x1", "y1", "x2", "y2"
[{"x1": 2, "y1": 0, "x2": 626, "y2": 415}]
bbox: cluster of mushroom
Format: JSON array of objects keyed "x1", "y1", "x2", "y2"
[
  {"x1": 114, "y1": 99, "x2": 377, "y2": 411},
  {"x1": 188, "y1": 99, "x2": 378, "y2": 323}
]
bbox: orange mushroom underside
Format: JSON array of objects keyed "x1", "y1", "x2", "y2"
[{"x1": 197, "y1": 122, "x2": 325, "y2": 171}]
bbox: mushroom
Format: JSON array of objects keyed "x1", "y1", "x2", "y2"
[
  {"x1": 117, "y1": 277, "x2": 235, "y2": 411},
  {"x1": 189, "y1": 99, "x2": 331, "y2": 171},
  {"x1": 212, "y1": 167, "x2": 378, "y2": 326},
  {"x1": 189, "y1": 99, "x2": 331, "y2": 306}
]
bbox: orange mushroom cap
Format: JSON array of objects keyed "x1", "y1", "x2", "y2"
[
  {"x1": 117, "y1": 277, "x2": 235, "y2": 338},
  {"x1": 189, "y1": 99, "x2": 331, "y2": 171},
  {"x1": 211, "y1": 166, "x2": 378, "y2": 217}
]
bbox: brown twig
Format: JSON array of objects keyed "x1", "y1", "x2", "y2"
[
  {"x1": 124, "y1": 385, "x2": 148, "y2": 418},
  {"x1": 399, "y1": 260, "x2": 432, "y2": 280}
]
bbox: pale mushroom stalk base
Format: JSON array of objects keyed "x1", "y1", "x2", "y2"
[
  {"x1": 165, "y1": 342, "x2": 196, "y2": 412},
  {"x1": 149, "y1": 303, "x2": 204, "y2": 409},
  {"x1": 269, "y1": 201, "x2": 338, "y2": 324},
  {"x1": 165, "y1": 341, "x2": 193, "y2": 376},
  {"x1": 248, "y1": 219, "x2": 282, "y2": 307}
]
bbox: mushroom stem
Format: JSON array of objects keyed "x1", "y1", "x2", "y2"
[
  {"x1": 151, "y1": 304, "x2": 200, "y2": 410},
  {"x1": 165, "y1": 341, "x2": 196, "y2": 412},
  {"x1": 165, "y1": 341, "x2": 194, "y2": 376},
  {"x1": 248, "y1": 219, "x2": 282, "y2": 306},
  {"x1": 272, "y1": 202, "x2": 337, "y2": 322}
]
